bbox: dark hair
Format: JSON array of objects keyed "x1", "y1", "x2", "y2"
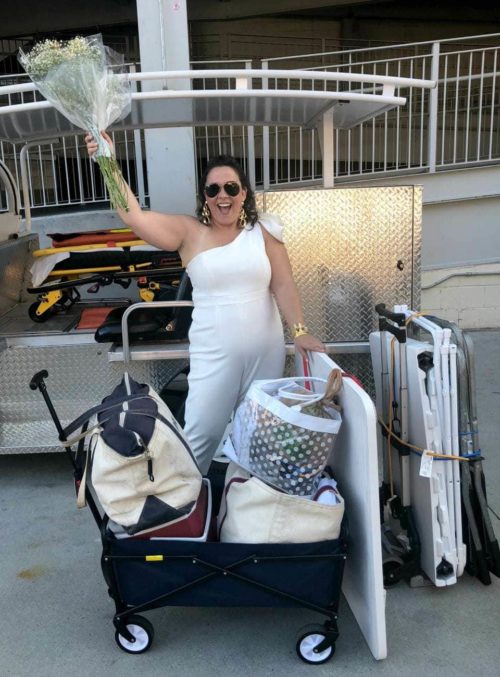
[{"x1": 196, "y1": 154, "x2": 259, "y2": 226}]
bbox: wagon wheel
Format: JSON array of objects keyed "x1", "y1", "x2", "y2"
[
  {"x1": 296, "y1": 624, "x2": 335, "y2": 664},
  {"x1": 115, "y1": 615, "x2": 154, "y2": 654},
  {"x1": 383, "y1": 558, "x2": 403, "y2": 587}
]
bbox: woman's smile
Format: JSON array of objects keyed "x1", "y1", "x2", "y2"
[{"x1": 205, "y1": 166, "x2": 246, "y2": 227}]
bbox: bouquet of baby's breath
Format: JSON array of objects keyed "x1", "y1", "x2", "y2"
[{"x1": 19, "y1": 34, "x2": 131, "y2": 210}]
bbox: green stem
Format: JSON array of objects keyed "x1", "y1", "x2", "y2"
[{"x1": 95, "y1": 155, "x2": 129, "y2": 212}]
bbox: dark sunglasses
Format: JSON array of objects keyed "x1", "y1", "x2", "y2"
[{"x1": 204, "y1": 181, "x2": 241, "y2": 198}]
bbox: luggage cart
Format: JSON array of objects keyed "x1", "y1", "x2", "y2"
[
  {"x1": 29, "y1": 300, "x2": 347, "y2": 664},
  {"x1": 372, "y1": 304, "x2": 421, "y2": 586},
  {"x1": 421, "y1": 316, "x2": 500, "y2": 584}
]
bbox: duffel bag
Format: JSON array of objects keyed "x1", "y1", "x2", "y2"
[
  {"x1": 65, "y1": 372, "x2": 202, "y2": 535},
  {"x1": 217, "y1": 462, "x2": 344, "y2": 544}
]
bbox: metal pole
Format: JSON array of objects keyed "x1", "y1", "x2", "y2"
[
  {"x1": 243, "y1": 61, "x2": 256, "y2": 188},
  {"x1": 321, "y1": 109, "x2": 335, "y2": 188},
  {"x1": 427, "y1": 41, "x2": 440, "y2": 173},
  {"x1": 19, "y1": 138, "x2": 60, "y2": 233},
  {"x1": 121, "y1": 300, "x2": 194, "y2": 363},
  {"x1": 261, "y1": 60, "x2": 270, "y2": 190}
]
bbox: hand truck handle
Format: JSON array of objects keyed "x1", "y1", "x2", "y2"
[
  {"x1": 375, "y1": 303, "x2": 406, "y2": 326},
  {"x1": 379, "y1": 317, "x2": 406, "y2": 344}
]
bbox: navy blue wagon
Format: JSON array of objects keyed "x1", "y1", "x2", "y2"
[{"x1": 30, "y1": 369, "x2": 347, "y2": 665}]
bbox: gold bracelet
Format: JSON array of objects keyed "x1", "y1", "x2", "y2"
[{"x1": 293, "y1": 322, "x2": 309, "y2": 339}]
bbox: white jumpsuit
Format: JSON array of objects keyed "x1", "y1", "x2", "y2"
[{"x1": 183, "y1": 215, "x2": 286, "y2": 474}]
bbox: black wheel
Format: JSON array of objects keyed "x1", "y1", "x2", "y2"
[
  {"x1": 296, "y1": 625, "x2": 335, "y2": 665},
  {"x1": 115, "y1": 615, "x2": 154, "y2": 654},
  {"x1": 383, "y1": 559, "x2": 402, "y2": 587},
  {"x1": 28, "y1": 301, "x2": 50, "y2": 323}
]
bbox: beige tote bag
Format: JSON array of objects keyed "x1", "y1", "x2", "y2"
[{"x1": 218, "y1": 462, "x2": 344, "y2": 544}]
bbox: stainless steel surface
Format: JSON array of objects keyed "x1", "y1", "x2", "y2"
[
  {"x1": 3, "y1": 331, "x2": 97, "y2": 346},
  {"x1": 0, "y1": 64, "x2": 428, "y2": 145},
  {"x1": 0, "y1": 92, "x2": 406, "y2": 144},
  {"x1": 334, "y1": 352, "x2": 376, "y2": 399},
  {"x1": 0, "y1": 300, "x2": 86, "y2": 338},
  {"x1": 121, "y1": 300, "x2": 194, "y2": 363},
  {"x1": 259, "y1": 185, "x2": 421, "y2": 341},
  {"x1": 0, "y1": 235, "x2": 37, "y2": 317},
  {"x1": 0, "y1": 342, "x2": 188, "y2": 454},
  {"x1": 108, "y1": 341, "x2": 370, "y2": 362}
]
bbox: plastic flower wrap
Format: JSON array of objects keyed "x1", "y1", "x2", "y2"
[{"x1": 19, "y1": 34, "x2": 131, "y2": 210}]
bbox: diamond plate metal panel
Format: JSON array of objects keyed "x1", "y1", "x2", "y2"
[
  {"x1": 260, "y1": 186, "x2": 420, "y2": 342},
  {"x1": 412, "y1": 186, "x2": 422, "y2": 311},
  {"x1": 0, "y1": 343, "x2": 188, "y2": 453},
  {"x1": 1, "y1": 186, "x2": 420, "y2": 454}
]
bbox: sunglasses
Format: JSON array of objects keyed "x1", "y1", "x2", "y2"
[{"x1": 204, "y1": 181, "x2": 241, "y2": 198}]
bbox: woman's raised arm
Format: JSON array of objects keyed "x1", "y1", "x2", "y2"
[{"x1": 85, "y1": 131, "x2": 193, "y2": 252}]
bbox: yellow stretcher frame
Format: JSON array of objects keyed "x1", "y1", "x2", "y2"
[{"x1": 32, "y1": 239, "x2": 147, "y2": 256}]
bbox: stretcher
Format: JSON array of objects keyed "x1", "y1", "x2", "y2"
[
  {"x1": 401, "y1": 310, "x2": 465, "y2": 582},
  {"x1": 371, "y1": 320, "x2": 457, "y2": 586},
  {"x1": 27, "y1": 228, "x2": 184, "y2": 325}
]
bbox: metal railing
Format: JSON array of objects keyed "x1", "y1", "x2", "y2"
[
  {"x1": 259, "y1": 32, "x2": 500, "y2": 186},
  {"x1": 0, "y1": 33, "x2": 499, "y2": 213},
  {"x1": 0, "y1": 67, "x2": 149, "y2": 213}
]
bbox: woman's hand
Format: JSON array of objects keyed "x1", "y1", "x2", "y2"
[
  {"x1": 84, "y1": 130, "x2": 114, "y2": 158},
  {"x1": 294, "y1": 333, "x2": 326, "y2": 358}
]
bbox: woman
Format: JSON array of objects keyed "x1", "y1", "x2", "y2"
[{"x1": 86, "y1": 133, "x2": 325, "y2": 473}]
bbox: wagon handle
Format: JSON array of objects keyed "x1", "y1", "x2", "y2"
[{"x1": 29, "y1": 369, "x2": 48, "y2": 390}]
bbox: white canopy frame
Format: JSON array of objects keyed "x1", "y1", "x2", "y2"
[{"x1": 0, "y1": 68, "x2": 435, "y2": 230}]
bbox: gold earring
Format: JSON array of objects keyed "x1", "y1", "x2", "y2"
[
  {"x1": 238, "y1": 205, "x2": 246, "y2": 228},
  {"x1": 201, "y1": 202, "x2": 211, "y2": 225}
]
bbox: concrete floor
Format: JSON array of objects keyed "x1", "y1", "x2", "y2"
[{"x1": 0, "y1": 330, "x2": 499, "y2": 677}]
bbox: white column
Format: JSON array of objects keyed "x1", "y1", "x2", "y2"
[
  {"x1": 319, "y1": 109, "x2": 335, "y2": 188},
  {"x1": 136, "y1": 0, "x2": 197, "y2": 214},
  {"x1": 427, "y1": 41, "x2": 440, "y2": 174}
]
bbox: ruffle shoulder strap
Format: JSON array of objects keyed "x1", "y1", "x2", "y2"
[{"x1": 257, "y1": 213, "x2": 285, "y2": 243}]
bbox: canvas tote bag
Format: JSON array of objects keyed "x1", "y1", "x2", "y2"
[{"x1": 218, "y1": 462, "x2": 344, "y2": 544}]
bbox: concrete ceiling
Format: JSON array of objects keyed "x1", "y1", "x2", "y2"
[
  {"x1": 188, "y1": 1, "x2": 387, "y2": 22},
  {"x1": 0, "y1": 1, "x2": 385, "y2": 39}
]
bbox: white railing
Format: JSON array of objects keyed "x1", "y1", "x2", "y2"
[
  {"x1": 0, "y1": 67, "x2": 149, "y2": 212},
  {"x1": 260, "y1": 33, "x2": 500, "y2": 185},
  {"x1": 0, "y1": 33, "x2": 499, "y2": 212}
]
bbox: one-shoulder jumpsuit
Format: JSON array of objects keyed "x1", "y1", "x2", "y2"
[{"x1": 184, "y1": 215, "x2": 286, "y2": 474}]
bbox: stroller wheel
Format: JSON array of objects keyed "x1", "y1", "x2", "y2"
[
  {"x1": 296, "y1": 625, "x2": 335, "y2": 664},
  {"x1": 115, "y1": 615, "x2": 154, "y2": 654}
]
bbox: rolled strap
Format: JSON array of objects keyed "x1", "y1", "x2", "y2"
[
  {"x1": 76, "y1": 434, "x2": 99, "y2": 509},
  {"x1": 62, "y1": 393, "x2": 153, "y2": 439}
]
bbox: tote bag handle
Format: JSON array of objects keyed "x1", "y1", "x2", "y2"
[{"x1": 271, "y1": 376, "x2": 327, "y2": 410}]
